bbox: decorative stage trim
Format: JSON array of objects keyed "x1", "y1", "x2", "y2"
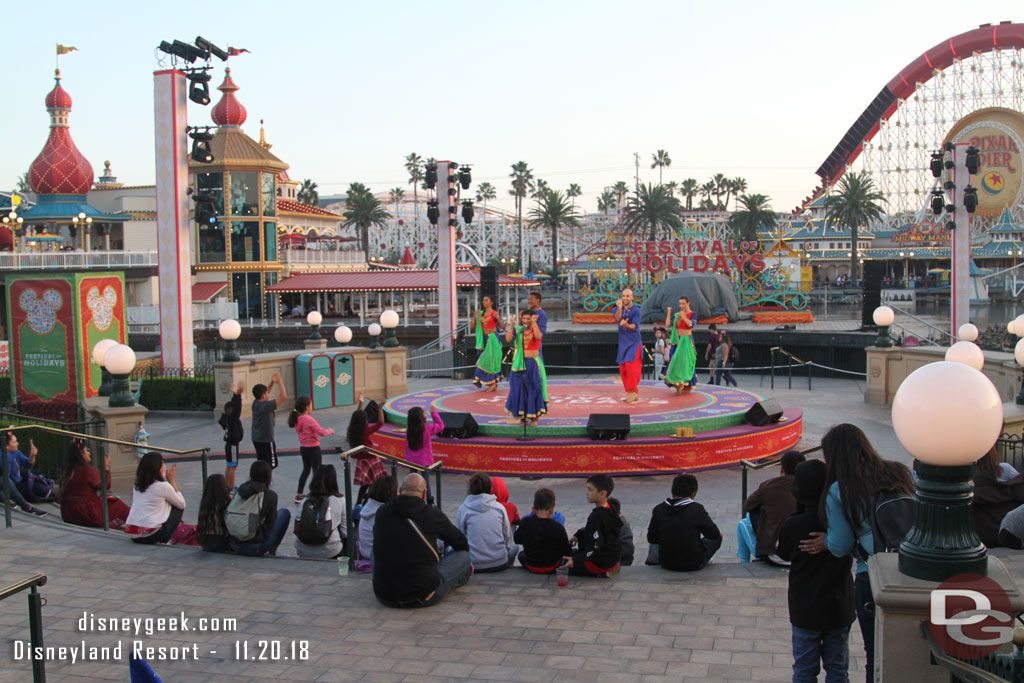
[
  {"x1": 752, "y1": 311, "x2": 816, "y2": 323},
  {"x1": 571, "y1": 313, "x2": 730, "y2": 325}
]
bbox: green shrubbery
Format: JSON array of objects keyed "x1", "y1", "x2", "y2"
[{"x1": 138, "y1": 377, "x2": 214, "y2": 411}]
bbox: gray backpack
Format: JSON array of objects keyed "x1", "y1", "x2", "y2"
[{"x1": 225, "y1": 491, "x2": 264, "y2": 541}]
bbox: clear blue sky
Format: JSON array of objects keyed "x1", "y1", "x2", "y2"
[{"x1": 2, "y1": 0, "x2": 1021, "y2": 214}]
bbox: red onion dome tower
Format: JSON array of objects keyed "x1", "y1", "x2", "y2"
[
  {"x1": 28, "y1": 69, "x2": 94, "y2": 195},
  {"x1": 211, "y1": 68, "x2": 247, "y2": 128}
]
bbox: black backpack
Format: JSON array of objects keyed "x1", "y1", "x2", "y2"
[
  {"x1": 295, "y1": 495, "x2": 332, "y2": 545},
  {"x1": 855, "y1": 490, "x2": 916, "y2": 560}
]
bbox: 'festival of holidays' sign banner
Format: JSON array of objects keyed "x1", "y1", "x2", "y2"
[
  {"x1": 6, "y1": 275, "x2": 78, "y2": 405},
  {"x1": 622, "y1": 240, "x2": 767, "y2": 275}
]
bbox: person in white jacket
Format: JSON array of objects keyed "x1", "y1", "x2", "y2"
[
  {"x1": 456, "y1": 473, "x2": 518, "y2": 571},
  {"x1": 358, "y1": 475, "x2": 397, "y2": 562}
]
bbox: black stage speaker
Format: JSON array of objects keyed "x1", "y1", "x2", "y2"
[
  {"x1": 745, "y1": 399, "x2": 784, "y2": 427},
  {"x1": 587, "y1": 413, "x2": 630, "y2": 441},
  {"x1": 364, "y1": 399, "x2": 381, "y2": 424},
  {"x1": 480, "y1": 266, "x2": 498, "y2": 305},
  {"x1": 862, "y1": 260, "x2": 885, "y2": 328},
  {"x1": 438, "y1": 412, "x2": 478, "y2": 439}
]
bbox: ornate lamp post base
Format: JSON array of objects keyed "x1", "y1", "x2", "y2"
[
  {"x1": 223, "y1": 339, "x2": 240, "y2": 363},
  {"x1": 108, "y1": 373, "x2": 136, "y2": 408},
  {"x1": 98, "y1": 368, "x2": 112, "y2": 397},
  {"x1": 875, "y1": 325, "x2": 894, "y2": 348}
]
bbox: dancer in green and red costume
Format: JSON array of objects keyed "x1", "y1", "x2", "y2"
[
  {"x1": 505, "y1": 310, "x2": 547, "y2": 425},
  {"x1": 528, "y1": 291, "x2": 549, "y2": 404},
  {"x1": 664, "y1": 296, "x2": 698, "y2": 395},
  {"x1": 471, "y1": 295, "x2": 504, "y2": 391}
]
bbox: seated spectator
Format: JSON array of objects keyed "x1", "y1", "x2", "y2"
[
  {"x1": 567, "y1": 474, "x2": 622, "y2": 577},
  {"x1": 358, "y1": 475, "x2": 396, "y2": 562},
  {"x1": 646, "y1": 474, "x2": 722, "y2": 571},
  {"x1": 294, "y1": 464, "x2": 348, "y2": 559},
  {"x1": 491, "y1": 476, "x2": 520, "y2": 526},
  {"x1": 608, "y1": 497, "x2": 635, "y2": 566},
  {"x1": 373, "y1": 473, "x2": 471, "y2": 608},
  {"x1": 515, "y1": 487, "x2": 571, "y2": 573},
  {"x1": 777, "y1": 459, "x2": 855, "y2": 682},
  {"x1": 6, "y1": 433, "x2": 55, "y2": 504},
  {"x1": 197, "y1": 474, "x2": 232, "y2": 553},
  {"x1": 1, "y1": 433, "x2": 47, "y2": 516},
  {"x1": 457, "y1": 473, "x2": 517, "y2": 572},
  {"x1": 228, "y1": 460, "x2": 291, "y2": 556},
  {"x1": 1000, "y1": 503, "x2": 1024, "y2": 549},
  {"x1": 124, "y1": 453, "x2": 190, "y2": 544},
  {"x1": 737, "y1": 449, "x2": 803, "y2": 563},
  {"x1": 972, "y1": 446, "x2": 1024, "y2": 547},
  {"x1": 59, "y1": 439, "x2": 129, "y2": 529}
]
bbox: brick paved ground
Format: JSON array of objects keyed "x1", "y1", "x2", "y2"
[{"x1": 3, "y1": 374, "x2": 1019, "y2": 681}]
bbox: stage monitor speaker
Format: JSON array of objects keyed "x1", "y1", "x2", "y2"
[
  {"x1": 364, "y1": 399, "x2": 380, "y2": 424},
  {"x1": 861, "y1": 260, "x2": 885, "y2": 327},
  {"x1": 745, "y1": 399, "x2": 784, "y2": 427},
  {"x1": 587, "y1": 413, "x2": 630, "y2": 441},
  {"x1": 480, "y1": 266, "x2": 498, "y2": 305},
  {"x1": 438, "y1": 411, "x2": 478, "y2": 439}
]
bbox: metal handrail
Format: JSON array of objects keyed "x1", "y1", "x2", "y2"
[
  {"x1": 769, "y1": 346, "x2": 813, "y2": 391},
  {"x1": 888, "y1": 305, "x2": 956, "y2": 342},
  {"x1": 2, "y1": 423, "x2": 210, "y2": 530},
  {"x1": 0, "y1": 574, "x2": 47, "y2": 682},
  {"x1": 739, "y1": 445, "x2": 822, "y2": 513},
  {"x1": 889, "y1": 320, "x2": 943, "y2": 347}
]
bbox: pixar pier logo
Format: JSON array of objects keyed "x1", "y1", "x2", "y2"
[{"x1": 928, "y1": 574, "x2": 1016, "y2": 658}]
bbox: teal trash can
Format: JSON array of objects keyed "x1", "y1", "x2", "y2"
[
  {"x1": 295, "y1": 353, "x2": 334, "y2": 410},
  {"x1": 329, "y1": 352, "x2": 355, "y2": 407}
]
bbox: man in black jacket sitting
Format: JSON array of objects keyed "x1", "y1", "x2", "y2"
[
  {"x1": 373, "y1": 473, "x2": 472, "y2": 608},
  {"x1": 646, "y1": 474, "x2": 722, "y2": 571}
]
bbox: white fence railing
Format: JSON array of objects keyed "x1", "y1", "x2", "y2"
[
  {"x1": 127, "y1": 301, "x2": 239, "y2": 333},
  {"x1": 280, "y1": 248, "x2": 365, "y2": 266},
  {"x1": 0, "y1": 250, "x2": 158, "y2": 270}
]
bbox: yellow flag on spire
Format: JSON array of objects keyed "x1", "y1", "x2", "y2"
[{"x1": 56, "y1": 44, "x2": 78, "y2": 55}]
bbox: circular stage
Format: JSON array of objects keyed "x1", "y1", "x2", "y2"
[{"x1": 377, "y1": 380, "x2": 802, "y2": 476}]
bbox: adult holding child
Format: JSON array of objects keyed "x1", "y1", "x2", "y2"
[
  {"x1": 664, "y1": 295, "x2": 697, "y2": 395},
  {"x1": 613, "y1": 288, "x2": 642, "y2": 403},
  {"x1": 60, "y1": 439, "x2": 130, "y2": 529},
  {"x1": 470, "y1": 295, "x2": 504, "y2": 391},
  {"x1": 504, "y1": 309, "x2": 546, "y2": 425}
]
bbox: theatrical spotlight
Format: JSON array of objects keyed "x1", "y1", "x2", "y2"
[
  {"x1": 425, "y1": 165, "x2": 437, "y2": 190},
  {"x1": 930, "y1": 191, "x2": 944, "y2": 215},
  {"x1": 195, "y1": 36, "x2": 229, "y2": 62},
  {"x1": 426, "y1": 200, "x2": 439, "y2": 225},
  {"x1": 964, "y1": 185, "x2": 979, "y2": 213},
  {"x1": 188, "y1": 128, "x2": 214, "y2": 163},
  {"x1": 461, "y1": 200, "x2": 474, "y2": 224},
  {"x1": 193, "y1": 191, "x2": 217, "y2": 225},
  {"x1": 187, "y1": 71, "x2": 212, "y2": 105},
  {"x1": 458, "y1": 165, "x2": 472, "y2": 189},
  {"x1": 930, "y1": 152, "x2": 944, "y2": 178},
  {"x1": 158, "y1": 39, "x2": 209, "y2": 64},
  {"x1": 966, "y1": 146, "x2": 981, "y2": 175}
]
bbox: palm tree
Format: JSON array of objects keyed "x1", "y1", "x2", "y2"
[
  {"x1": 699, "y1": 181, "x2": 715, "y2": 209},
  {"x1": 297, "y1": 179, "x2": 319, "y2": 205},
  {"x1": 651, "y1": 149, "x2": 672, "y2": 185},
  {"x1": 712, "y1": 173, "x2": 729, "y2": 210},
  {"x1": 475, "y1": 181, "x2": 496, "y2": 228},
  {"x1": 344, "y1": 186, "x2": 392, "y2": 258},
  {"x1": 15, "y1": 172, "x2": 30, "y2": 193},
  {"x1": 404, "y1": 153, "x2": 423, "y2": 226},
  {"x1": 730, "y1": 177, "x2": 748, "y2": 210},
  {"x1": 824, "y1": 171, "x2": 886, "y2": 284},
  {"x1": 664, "y1": 180, "x2": 678, "y2": 197},
  {"x1": 598, "y1": 190, "x2": 617, "y2": 215},
  {"x1": 509, "y1": 161, "x2": 534, "y2": 270},
  {"x1": 622, "y1": 183, "x2": 684, "y2": 240},
  {"x1": 612, "y1": 181, "x2": 629, "y2": 216},
  {"x1": 388, "y1": 187, "x2": 404, "y2": 220},
  {"x1": 729, "y1": 193, "x2": 777, "y2": 242},
  {"x1": 528, "y1": 189, "x2": 579, "y2": 278},
  {"x1": 679, "y1": 178, "x2": 699, "y2": 211},
  {"x1": 531, "y1": 178, "x2": 550, "y2": 200}
]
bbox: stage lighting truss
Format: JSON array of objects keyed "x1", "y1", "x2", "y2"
[
  {"x1": 188, "y1": 126, "x2": 215, "y2": 163},
  {"x1": 186, "y1": 69, "x2": 212, "y2": 105}
]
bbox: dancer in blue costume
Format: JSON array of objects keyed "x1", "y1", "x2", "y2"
[
  {"x1": 504, "y1": 310, "x2": 547, "y2": 425},
  {"x1": 528, "y1": 291, "x2": 549, "y2": 402}
]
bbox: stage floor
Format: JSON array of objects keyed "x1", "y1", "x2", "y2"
[
  {"x1": 376, "y1": 380, "x2": 803, "y2": 476},
  {"x1": 383, "y1": 379, "x2": 766, "y2": 437}
]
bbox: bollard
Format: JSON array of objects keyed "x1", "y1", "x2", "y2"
[{"x1": 28, "y1": 585, "x2": 45, "y2": 683}]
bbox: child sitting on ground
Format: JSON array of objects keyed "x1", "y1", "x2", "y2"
[
  {"x1": 514, "y1": 488, "x2": 571, "y2": 573},
  {"x1": 456, "y1": 473, "x2": 517, "y2": 572},
  {"x1": 491, "y1": 476, "x2": 520, "y2": 526},
  {"x1": 645, "y1": 474, "x2": 721, "y2": 571},
  {"x1": 777, "y1": 460, "x2": 855, "y2": 682},
  {"x1": 608, "y1": 497, "x2": 634, "y2": 566},
  {"x1": 567, "y1": 474, "x2": 622, "y2": 577}
]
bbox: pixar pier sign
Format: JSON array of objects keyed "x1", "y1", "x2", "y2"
[{"x1": 623, "y1": 240, "x2": 767, "y2": 275}]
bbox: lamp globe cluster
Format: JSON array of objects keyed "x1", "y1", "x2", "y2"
[{"x1": 92, "y1": 342, "x2": 137, "y2": 408}]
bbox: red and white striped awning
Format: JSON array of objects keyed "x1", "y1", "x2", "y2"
[
  {"x1": 192, "y1": 281, "x2": 228, "y2": 302},
  {"x1": 266, "y1": 270, "x2": 540, "y2": 293}
]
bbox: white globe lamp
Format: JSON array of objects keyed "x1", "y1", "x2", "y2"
[
  {"x1": 957, "y1": 323, "x2": 979, "y2": 342},
  {"x1": 1015, "y1": 338, "x2": 1024, "y2": 405},
  {"x1": 872, "y1": 306, "x2": 895, "y2": 347},
  {"x1": 944, "y1": 340, "x2": 984, "y2": 371},
  {"x1": 306, "y1": 310, "x2": 323, "y2": 340},
  {"x1": 380, "y1": 310, "x2": 400, "y2": 347},
  {"x1": 103, "y1": 344, "x2": 138, "y2": 408},
  {"x1": 92, "y1": 338, "x2": 117, "y2": 397},
  {"x1": 368, "y1": 322, "x2": 382, "y2": 349},
  {"x1": 219, "y1": 319, "x2": 242, "y2": 362},
  {"x1": 334, "y1": 325, "x2": 353, "y2": 345}
]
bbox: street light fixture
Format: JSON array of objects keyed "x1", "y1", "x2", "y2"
[
  {"x1": 219, "y1": 318, "x2": 241, "y2": 362},
  {"x1": 92, "y1": 338, "x2": 117, "y2": 397},
  {"x1": 892, "y1": 361, "x2": 1002, "y2": 581},
  {"x1": 380, "y1": 310, "x2": 400, "y2": 347},
  {"x1": 872, "y1": 306, "x2": 895, "y2": 347},
  {"x1": 306, "y1": 310, "x2": 322, "y2": 340},
  {"x1": 334, "y1": 325, "x2": 352, "y2": 345},
  {"x1": 368, "y1": 322, "x2": 382, "y2": 349},
  {"x1": 104, "y1": 344, "x2": 137, "y2": 408}
]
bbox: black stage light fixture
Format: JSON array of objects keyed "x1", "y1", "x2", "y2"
[
  {"x1": 944, "y1": 142, "x2": 955, "y2": 152},
  {"x1": 946, "y1": 220, "x2": 956, "y2": 230},
  {"x1": 188, "y1": 128, "x2": 214, "y2": 163},
  {"x1": 945, "y1": 202, "x2": 955, "y2": 214},
  {"x1": 448, "y1": 218, "x2": 457, "y2": 227},
  {"x1": 930, "y1": 152, "x2": 944, "y2": 178},
  {"x1": 447, "y1": 186, "x2": 457, "y2": 196},
  {"x1": 461, "y1": 200, "x2": 474, "y2": 223},
  {"x1": 425, "y1": 165, "x2": 437, "y2": 190},
  {"x1": 966, "y1": 146, "x2": 981, "y2": 175},
  {"x1": 193, "y1": 191, "x2": 217, "y2": 225},
  {"x1": 195, "y1": 36, "x2": 229, "y2": 61},
  {"x1": 448, "y1": 161, "x2": 459, "y2": 171},
  {"x1": 426, "y1": 200, "x2": 439, "y2": 225},
  {"x1": 944, "y1": 159, "x2": 955, "y2": 171},
  {"x1": 930, "y1": 191, "x2": 944, "y2": 215},
  {"x1": 187, "y1": 71, "x2": 212, "y2": 105},
  {"x1": 964, "y1": 185, "x2": 979, "y2": 213},
  {"x1": 171, "y1": 40, "x2": 201, "y2": 63},
  {"x1": 458, "y1": 165, "x2": 472, "y2": 189}
]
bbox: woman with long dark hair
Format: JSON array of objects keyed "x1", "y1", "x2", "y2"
[
  {"x1": 471, "y1": 294, "x2": 505, "y2": 391},
  {"x1": 289, "y1": 395, "x2": 335, "y2": 504},
  {"x1": 714, "y1": 331, "x2": 738, "y2": 387},
  {"x1": 971, "y1": 445, "x2": 1024, "y2": 547},
  {"x1": 60, "y1": 439, "x2": 130, "y2": 529},
  {"x1": 294, "y1": 464, "x2": 347, "y2": 559},
  {"x1": 197, "y1": 474, "x2": 232, "y2": 552},
  {"x1": 504, "y1": 309, "x2": 546, "y2": 424},
  {"x1": 347, "y1": 392, "x2": 386, "y2": 505},
  {"x1": 357, "y1": 475, "x2": 396, "y2": 561},
  {"x1": 404, "y1": 405, "x2": 444, "y2": 503},
  {"x1": 124, "y1": 452, "x2": 189, "y2": 544},
  {"x1": 664, "y1": 296, "x2": 697, "y2": 395},
  {"x1": 800, "y1": 423, "x2": 914, "y2": 682}
]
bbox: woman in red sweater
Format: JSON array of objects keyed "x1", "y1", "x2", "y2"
[{"x1": 59, "y1": 440, "x2": 130, "y2": 529}]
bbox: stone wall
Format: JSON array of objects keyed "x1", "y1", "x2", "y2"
[{"x1": 865, "y1": 346, "x2": 1020, "y2": 405}]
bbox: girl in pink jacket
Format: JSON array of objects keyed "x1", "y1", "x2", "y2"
[
  {"x1": 289, "y1": 396, "x2": 334, "y2": 503},
  {"x1": 405, "y1": 406, "x2": 444, "y2": 503}
]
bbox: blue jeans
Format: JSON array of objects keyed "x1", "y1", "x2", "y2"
[
  {"x1": 714, "y1": 360, "x2": 737, "y2": 386},
  {"x1": 855, "y1": 571, "x2": 875, "y2": 681},
  {"x1": 231, "y1": 509, "x2": 292, "y2": 556},
  {"x1": 792, "y1": 625, "x2": 851, "y2": 682},
  {"x1": 377, "y1": 550, "x2": 472, "y2": 608}
]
